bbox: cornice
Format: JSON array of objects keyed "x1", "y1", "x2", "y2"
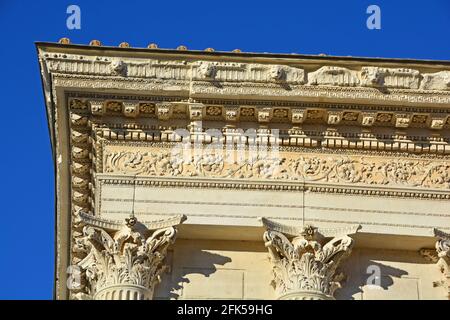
[
  {"x1": 66, "y1": 95, "x2": 450, "y2": 132},
  {"x1": 36, "y1": 41, "x2": 450, "y2": 67},
  {"x1": 40, "y1": 48, "x2": 450, "y2": 110}
]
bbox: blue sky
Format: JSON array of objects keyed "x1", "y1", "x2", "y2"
[{"x1": 0, "y1": 0, "x2": 448, "y2": 299}]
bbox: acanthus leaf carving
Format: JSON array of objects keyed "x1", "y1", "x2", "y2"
[
  {"x1": 103, "y1": 148, "x2": 450, "y2": 190},
  {"x1": 260, "y1": 217, "x2": 360, "y2": 300},
  {"x1": 433, "y1": 228, "x2": 450, "y2": 298},
  {"x1": 71, "y1": 212, "x2": 186, "y2": 300}
]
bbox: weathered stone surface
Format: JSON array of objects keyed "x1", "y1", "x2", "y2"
[
  {"x1": 420, "y1": 71, "x2": 450, "y2": 91},
  {"x1": 37, "y1": 42, "x2": 450, "y2": 300}
]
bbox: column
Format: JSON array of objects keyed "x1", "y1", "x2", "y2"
[
  {"x1": 421, "y1": 228, "x2": 450, "y2": 299},
  {"x1": 71, "y1": 213, "x2": 186, "y2": 300},
  {"x1": 436, "y1": 231, "x2": 450, "y2": 298},
  {"x1": 260, "y1": 217, "x2": 360, "y2": 300}
]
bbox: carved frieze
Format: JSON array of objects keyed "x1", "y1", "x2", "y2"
[
  {"x1": 192, "y1": 61, "x2": 306, "y2": 84},
  {"x1": 360, "y1": 67, "x2": 420, "y2": 89},
  {"x1": 247, "y1": 64, "x2": 306, "y2": 84},
  {"x1": 420, "y1": 71, "x2": 450, "y2": 91},
  {"x1": 308, "y1": 66, "x2": 359, "y2": 87},
  {"x1": 56, "y1": 75, "x2": 450, "y2": 106},
  {"x1": 43, "y1": 52, "x2": 450, "y2": 94},
  {"x1": 102, "y1": 146, "x2": 450, "y2": 190}
]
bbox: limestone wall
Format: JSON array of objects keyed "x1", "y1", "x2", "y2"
[{"x1": 154, "y1": 240, "x2": 446, "y2": 300}]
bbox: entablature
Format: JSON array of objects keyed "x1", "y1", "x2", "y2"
[
  {"x1": 39, "y1": 43, "x2": 450, "y2": 110},
  {"x1": 37, "y1": 42, "x2": 450, "y2": 299}
]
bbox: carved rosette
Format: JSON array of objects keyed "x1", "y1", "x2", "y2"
[
  {"x1": 260, "y1": 218, "x2": 360, "y2": 300},
  {"x1": 72, "y1": 213, "x2": 186, "y2": 300}
]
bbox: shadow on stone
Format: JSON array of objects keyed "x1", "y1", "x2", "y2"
[
  {"x1": 155, "y1": 250, "x2": 232, "y2": 300},
  {"x1": 336, "y1": 260, "x2": 408, "y2": 300}
]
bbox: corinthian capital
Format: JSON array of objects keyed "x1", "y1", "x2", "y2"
[
  {"x1": 71, "y1": 212, "x2": 186, "y2": 300},
  {"x1": 260, "y1": 218, "x2": 360, "y2": 300},
  {"x1": 421, "y1": 228, "x2": 450, "y2": 298}
]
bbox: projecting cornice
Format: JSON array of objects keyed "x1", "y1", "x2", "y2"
[
  {"x1": 36, "y1": 40, "x2": 450, "y2": 66},
  {"x1": 37, "y1": 42, "x2": 450, "y2": 109},
  {"x1": 65, "y1": 97, "x2": 450, "y2": 131}
]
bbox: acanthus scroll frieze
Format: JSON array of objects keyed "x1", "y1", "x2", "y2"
[{"x1": 102, "y1": 147, "x2": 450, "y2": 190}]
